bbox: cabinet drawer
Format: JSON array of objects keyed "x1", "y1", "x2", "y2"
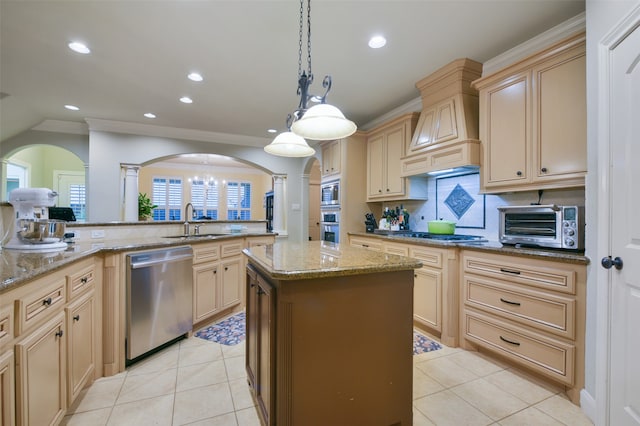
[
  {"x1": 350, "y1": 237, "x2": 382, "y2": 251},
  {"x1": 409, "y1": 247, "x2": 443, "y2": 268},
  {"x1": 247, "y1": 237, "x2": 275, "y2": 248},
  {"x1": 221, "y1": 241, "x2": 243, "y2": 258},
  {"x1": 0, "y1": 305, "x2": 13, "y2": 348},
  {"x1": 67, "y1": 264, "x2": 96, "y2": 300},
  {"x1": 384, "y1": 243, "x2": 409, "y2": 256},
  {"x1": 462, "y1": 253, "x2": 576, "y2": 294},
  {"x1": 464, "y1": 309, "x2": 574, "y2": 385},
  {"x1": 15, "y1": 278, "x2": 66, "y2": 336},
  {"x1": 463, "y1": 275, "x2": 575, "y2": 339},
  {"x1": 193, "y1": 243, "x2": 219, "y2": 264}
]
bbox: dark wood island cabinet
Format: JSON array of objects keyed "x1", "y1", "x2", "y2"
[{"x1": 243, "y1": 240, "x2": 422, "y2": 426}]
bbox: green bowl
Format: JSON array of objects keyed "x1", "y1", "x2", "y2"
[{"x1": 427, "y1": 220, "x2": 456, "y2": 234}]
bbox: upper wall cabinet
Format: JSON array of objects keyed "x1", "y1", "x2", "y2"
[
  {"x1": 401, "y1": 58, "x2": 483, "y2": 177},
  {"x1": 473, "y1": 32, "x2": 586, "y2": 193},
  {"x1": 366, "y1": 113, "x2": 427, "y2": 202},
  {"x1": 320, "y1": 140, "x2": 341, "y2": 177}
]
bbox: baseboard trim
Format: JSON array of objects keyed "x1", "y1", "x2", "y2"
[{"x1": 580, "y1": 388, "x2": 597, "y2": 424}]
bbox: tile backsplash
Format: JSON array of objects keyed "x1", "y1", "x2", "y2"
[{"x1": 397, "y1": 174, "x2": 585, "y2": 241}]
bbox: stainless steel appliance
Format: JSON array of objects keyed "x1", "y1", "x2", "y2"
[
  {"x1": 126, "y1": 246, "x2": 193, "y2": 361},
  {"x1": 321, "y1": 179, "x2": 340, "y2": 206},
  {"x1": 321, "y1": 207, "x2": 340, "y2": 243},
  {"x1": 498, "y1": 204, "x2": 584, "y2": 250}
]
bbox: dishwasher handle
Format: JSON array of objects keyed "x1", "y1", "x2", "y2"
[{"x1": 129, "y1": 253, "x2": 193, "y2": 269}]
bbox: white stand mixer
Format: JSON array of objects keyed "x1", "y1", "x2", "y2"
[{"x1": 4, "y1": 188, "x2": 68, "y2": 251}]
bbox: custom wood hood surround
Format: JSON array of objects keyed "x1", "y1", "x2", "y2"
[{"x1": 401, "y1": 58, "x2": 483, "y2": 177}]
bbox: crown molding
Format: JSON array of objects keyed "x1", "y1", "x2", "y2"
[
  {"x1": 83, "y1": 118, "x2": 271, "y2": 148},
  {"x1": 31, "y1": 120, "x2": 89, "y2": 135},
  {"x1": 481, "y1": 12, "x2": 586, "y2": 76}
]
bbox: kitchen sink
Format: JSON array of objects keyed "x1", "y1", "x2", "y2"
[{"x1": 163, "y1": 233, "x2": 230, "y2": 239}]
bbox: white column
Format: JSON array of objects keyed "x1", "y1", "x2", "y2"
[
  {"x1": 121, "y1": 164, "x2": 140, "y2": 222},
  {"x1": 272, "y1": 174, "x2": 287, "y2": 236},
  {"x1": 0, "y1": 159, "x2": 7, "y2": 201}
]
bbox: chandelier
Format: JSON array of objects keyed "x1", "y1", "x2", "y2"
[{"x1": 264, "y1": 0, "x2": 357, "y2": 157}]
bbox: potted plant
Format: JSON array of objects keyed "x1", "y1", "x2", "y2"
[{"x1": 138, "y1": 192, "x2": 157, "y2": 221}]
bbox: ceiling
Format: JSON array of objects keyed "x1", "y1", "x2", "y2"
[{"x1": 0, "y1": 1, "x2": 585, "y2": 147}]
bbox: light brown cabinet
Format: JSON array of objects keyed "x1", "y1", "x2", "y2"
[
  {"x1": 66, "y1": 290, "x2": 96, "y2": 404},
  {"x1": 192, "y1": 241, "x2": 243, "y2": 325},
  {"x1": 15, "y1": 311, "x2": 67, "y2": 426},
  {"x1": 366, "y1": 113, "x2": 427, "y2": 201},
  {"x1": 320, "y1": 140, "x2": 341, "y2": 177},
  {"x1": 474, "y1": 32, "x2": 586, "y2": 193},
  {"x1": 460, "y1": 249, "x2": 585, "y2": 403},
  {"x1": 0, "y1": 349, "x2": 15, "y2": 426}
]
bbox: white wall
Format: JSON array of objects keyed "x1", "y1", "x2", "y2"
[
  {"x1": 88, "y1": 130, "x2": 310, "y2": 242},
  {"x1": 584, "y1": 0, "x2": 639, "y2": 413}
]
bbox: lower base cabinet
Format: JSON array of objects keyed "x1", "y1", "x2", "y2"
[
  {"x1": 66, "y1": 290, "x2": 96, "y2": 404},
  {"x1": 15, "y1": 312, "x2": 67, "y2": 426},
  {"x1": 0, "y1": 349, "x2": 15, "y2": 426}
]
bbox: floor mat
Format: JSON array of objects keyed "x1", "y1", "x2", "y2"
[{"x1": 195, "y1": 312, "x2": 443, "y2": 354}]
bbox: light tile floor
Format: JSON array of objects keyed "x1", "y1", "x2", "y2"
[{"x1": 62, "y1": 332, "x2": 593, "y2": 426}]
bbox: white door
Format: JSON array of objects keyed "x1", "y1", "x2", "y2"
[{"x1": 609, "y1": 18, "x2": 640, "y2": 426}]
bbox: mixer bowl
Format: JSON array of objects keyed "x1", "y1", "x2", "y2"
[{"x1": 17, "y1": 219, "x2": 66, "y2": 244}]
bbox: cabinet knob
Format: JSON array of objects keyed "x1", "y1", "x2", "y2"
[
  {"x1": 225, "y1": 266, "x2": 228, "y2": 271},
  {"x1": 541, "y1": 167, "x2": 548, "y2": 173},
  {"x1": 81, "y1": 276, "x2": 89, "y2": 284},
  {"x1": 73, "y1": 315, "x2": 80, "y2": 321},
  {"x1": 378, "y1": 189, "x2": 382, "y2": 193},
  {"x1": 42, "y1": 297, "x2": 52, "y2": 306},
  {"x1": 55, "y1": 330, "x2": 64, "y2": 338},
  {"x1": 516, "y1": 171, "x2": 522, "y2": 177},
  {"x1": 213, "y1": 269, "x2": 217, "y2": 274},
  {"x1": 386, "y1": 188, "x2": 390, "y2": 192}
]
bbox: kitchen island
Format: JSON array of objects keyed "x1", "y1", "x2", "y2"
[{"x1": 243, "y1": 240, "x2": 422, "y2": 426}]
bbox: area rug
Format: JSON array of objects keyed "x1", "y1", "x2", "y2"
[
  {"x1": 195, "y1": 312, "x2": 442, "y2": 354},
  {"x1": 413, "y1": 331, "x2": 442, "y2": 354},
  {"x1": 195, "y1": 312, "x2": 246, "y2": 346}
]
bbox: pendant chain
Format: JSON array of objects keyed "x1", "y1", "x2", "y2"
[{"x1": 297, "y1": 0, "x2": 312, "y2": 77}]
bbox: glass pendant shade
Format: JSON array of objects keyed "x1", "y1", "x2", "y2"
[
  {"x1": 291, "y1": 103, "x2": 357, "y2": 140},
  {"x1": 264, "y1": 131, "x2": 316, "y2": 157}
]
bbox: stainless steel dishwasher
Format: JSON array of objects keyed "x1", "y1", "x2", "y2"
[{"x1": 126, "y1": 245, "x2": 193, "y2": 361}]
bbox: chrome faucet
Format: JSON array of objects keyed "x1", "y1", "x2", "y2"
[{"x1": 183, "y1": 203, "x2": 194, "y2": 236}]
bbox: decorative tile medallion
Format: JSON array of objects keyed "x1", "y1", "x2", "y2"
[
  {"x1": 436, "y1": 172, "x2": 486, "y2": 229},
  {"x1": 444, "y1": 183, "x2": 475, "y2": 219}
]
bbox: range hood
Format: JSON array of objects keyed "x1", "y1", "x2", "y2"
[{"x1": 401, "y1": 58, "x2": 483, "y2": 177}]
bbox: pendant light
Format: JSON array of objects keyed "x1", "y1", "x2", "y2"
[{"x1": 264, "y1": 0, "x2": 356, "y2": 157}]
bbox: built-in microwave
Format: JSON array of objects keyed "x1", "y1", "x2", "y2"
[
  {"x1": 498, "y1": 205, "x2": 584, "y2": 250},
  {"x1": 321, "y1": 179, "x2": 340, "y2": 206}
]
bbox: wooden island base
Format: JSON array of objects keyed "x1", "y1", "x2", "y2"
[{"x1": 245, "y1": 260, "x2": 415, "y2": 426}]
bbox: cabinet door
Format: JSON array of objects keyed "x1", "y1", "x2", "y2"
[
  {"x1": 220, "y1": 257, "x2": 241, "y2": 309},
  {"x1": 0, "y1": 350, "x2": 15, "y2": 426},
  {"x1": 367, "y1": 134, "x2": 385, "y2": 197},
  {"x1": 193, "y1": 263, "x2": 219, "y2": 322},
  {"x1": 15, "y1": 312, "x2": 66, "y2": 426},
  {"x1": 329, "y1": 141, "x2": 341, "y2": 175},
  {"x1": 534, "y1": 52, "x2": 587, "y2": 180},
  {"x1": 246, "y1": 268, "x2": 259, "y2": 389},
  {"x1": 433, "y1": 98, "x2": 458, "y2": 144},
  {"x1": 414, "y1": 268, "x2": 442, "y2": 331},
  {"x1": 256, "y1": 278, "x2": 274, "y2": 426},
  {"x1": 66, "y1": 291, "x2": 96, "y2": 404},
  {"x1": 385, "y1": 126, "x2": 406, "y2": 196},
  {"x1": 482, "y1": 73, "x2": 530, "y2": 187}
]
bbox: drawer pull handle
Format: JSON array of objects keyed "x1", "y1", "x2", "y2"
[
  {"x1": 73, "y1": 315, "x2": 80, "y2": 321},
  {"x1": 500, "y1": 298, "x2": 521, "y2": 306},
  {"x1": 42, "y1": 297, "x2": 53, "y2": 306},
  {"x1": 81, "y1": 277, "x2": 89, "y2": 283},
  {"x1": 500, "y1": 268, "x2": 521, "y2": 275},
  {"x1": 362, "y1": 244, "x2": 369, "y2": 248},
  {"x1": 499, "y1": 335, "x2": 520, "y2": 346},
  {"x1": 55, "y1": 330, "x2": 64, "y2": 338}
]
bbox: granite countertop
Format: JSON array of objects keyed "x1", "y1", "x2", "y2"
[
  {"x1": 0, "y1": 232, "x2": 275, "y2": 294},
  {"x1": 243, "y1": 240, "x2": 423, "y2": 280},
  {"x1": 348, "y1": 232, "x2": 590, "y2": 265}
]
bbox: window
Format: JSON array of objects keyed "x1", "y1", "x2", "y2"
[
  {"x1": 190, "y1": 180, "x2": 218, "y2": 220},
  {"x1": 69, "y1": 183, "x2": 86, "y2": 220},
  {"x1": 152, "y1": 177, "x2": 182, "y2": 220},
  {"x1": 227, "y1": 182, "x2": 251, "y2": 220}
]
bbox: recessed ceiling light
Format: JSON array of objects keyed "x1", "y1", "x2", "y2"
[
  {"x1": 64, "y1": 104, "x2": 79, "y2": 111},
  {"x1": 180, "y1": 96, "x2": 193, "y2": 104},
  {"x1": 368, "y1": 35, "x2": 387, "y2": 49},
  {"x1": 68, "y1": 42, "x2": 91, "y2": 54},
  {"x1": 144, "y1": 113, "x2": 156, "y2": 119},
  {"x1": 188, "y1": 72, "x2": 203, "y2": 82},
  {"x1": 267, "y1": 129, "x2": 277, "y2": 134}
]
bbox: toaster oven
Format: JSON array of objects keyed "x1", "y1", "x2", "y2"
[{"x1": 498, "y1": 205, "x2": 584, "y2": 250}]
